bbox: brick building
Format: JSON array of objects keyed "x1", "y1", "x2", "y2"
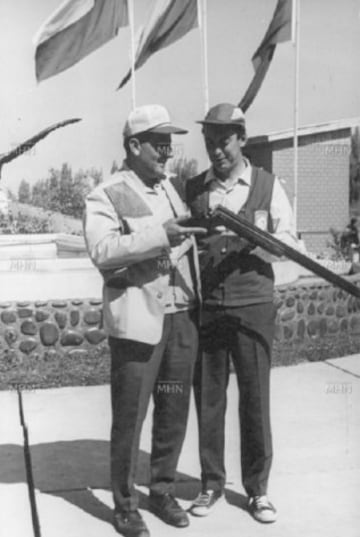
[{"x1": 245, "y1": 118, "x2": 360, "y2": 252}]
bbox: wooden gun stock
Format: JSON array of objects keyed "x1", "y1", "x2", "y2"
[{"x1": 213, "y1": 205, "x2": 360, "y2": 298}]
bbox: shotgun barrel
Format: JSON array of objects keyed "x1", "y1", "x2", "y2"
[{"x1": 213, "y1": 205, "x2": 360, "y2": 299}]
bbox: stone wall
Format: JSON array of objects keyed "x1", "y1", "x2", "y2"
[
  {"x1": 0, "y1": 298, "x2": 105, "y2": 360},
  {"x1": 1, "y1": 274, "x2": 360, "y2": 363}
]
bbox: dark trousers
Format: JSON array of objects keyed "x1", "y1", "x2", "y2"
[
  {"x1": 194, "y1": 303, "x2": 275, "y2": 497},
  {"x1": 109, "y1": 309, "x2": 198, "y2": 513}
]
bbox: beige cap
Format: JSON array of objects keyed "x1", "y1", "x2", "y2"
[{"x1": 123, "y1": 104, "x2": 188, "y2": 137}]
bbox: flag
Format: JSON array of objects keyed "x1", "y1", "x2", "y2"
[
  {"x1": 118, "y1": 0, "x2": 198, "y2": 90},
  {"x1": 34, "y1": 0, "x2": 129, "y2": 82},
  {"x1": 239, "y1": 0, "x2": 292, "y2": 112}
]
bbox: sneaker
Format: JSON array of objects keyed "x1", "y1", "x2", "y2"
[
  {"x1": 113, "y1": 510, "x2": 150, "y2": 537},
  {"x1": 248, "y1": 495, "x2": 277, "y2": 523},
  {"x1": 149, "y1": 492, "x2": 189, "y2": 527},
  {"x1": 189, "y1": 490, "x2": 225, "y2": 517}
]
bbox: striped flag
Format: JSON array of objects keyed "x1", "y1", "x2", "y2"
[
  {"x1": 118, "y1": 0, "x2": 198, "y2": 90},
  {"x1": 34, "y1": 0, "x2": 129, "y2": 82},
  {"x1": 239, "y1": 0, "x2": 292, "y2": 111}
]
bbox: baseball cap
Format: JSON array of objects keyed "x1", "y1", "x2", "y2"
[
  {"x1": 123, "y1": 104, "x2": 188, "y2": 137},
  {"x1": 196, "y1": 103, "x2": 245, "y2": 126}
]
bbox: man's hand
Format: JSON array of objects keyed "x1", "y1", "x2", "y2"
[{"x1": 163, "y1": 215, "x2": 207, "y2": 247}]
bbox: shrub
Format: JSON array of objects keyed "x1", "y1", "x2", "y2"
[{"x1": 0, "y1": 212, "x2": 54, "y2": 234}]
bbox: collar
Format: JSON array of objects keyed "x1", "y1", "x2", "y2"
[{"x1": 204, "y1": 157, "x2": 252, "y2": 187}]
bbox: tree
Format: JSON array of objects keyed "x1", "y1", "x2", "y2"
[
  {"x1": 18, "y1": 179, "x2": 31, "y2": 203},
  {"x1": 19, "y1": 163, "x2": 103, "y2": 219}
]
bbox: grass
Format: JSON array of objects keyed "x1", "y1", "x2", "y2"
[
  {"x1": 0, "y1": 343, "x2": 110, "y2": 391},
  {"x1": 1, "y1": 333, "x2": 359, "y2": 391}
]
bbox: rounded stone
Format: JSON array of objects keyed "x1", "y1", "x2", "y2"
[
  {"x1": 328, "y1": 320, "x2": 339, "y2": 334},
  {"x1": 84, "y1": 309, "x2": 102, "y2": 326},
  {"x1": 319, "y1": 318, "x2": 328, "y2": 337},
  {"x1": 307, "y1": 302, "x2": 316, "y2": 316},
  {"x1": 21, "y1": 320, "x2": 37, "y2": 336},
  {"x1": 40, "y1": 323, "x2": 59, "y2": 346},
  {"x1": 285, "y1": 296, "x2": 295, "y2": 308},
  {"x1": 297, "y1": 319, "x2": 306, "y2": 339},
  {"x1": 72, "y1": 299, "x2": 83, "y2": 306},
  {"x1": 17, "y1": 308, "x2": 33, "y2": 318},
  {"x1": 340, "y1": 319, "x2": 348, "y2": 332},
  {"x1": 280, "y1": 310, "x2": 295, "y2": 322},
  {"x1": 283, "y1": 324, "x2": 294, "y2": 340},
  {"x1": 317, "y1": 303, "x2": 325, "y2": 315},
  {"x1": 336, "y1": 304, "x2": 347, "y2": 318},
  {"x1": 90, "y1": 298, "x2": 102, "y2": 306},
  {"x1": 17, "y1": 301, "x2": 30, "y2": 307},
  {"x1": 19, "y1": 339, "x2": 38, "y2": 354},
  {"x1": 51, "y1": 300, "x2": 68, "y2": 308},
  {"x1": 85, "y1": 328, "x2": 106, "y2": 345},
  {"x1": 1, "y1": 310, "x2": 17, "y2": 324},
  {"x1": 296, "y1": 301, "x2": 304, "y2": 314},
  {"x1": 67, "y1": 349, "x2": 88, "y2": 359},
  {"x1": 35, "y1": 310, "x2": 50, "y2": 322},
  {"x1": 0, "y1": 302, "x2": 12, "y2": 309},
  {"x1": 274, "y1": 299, "x2": 283, "y2": 310},
  {"x1": 309, "y1": 291, "x2": 318, "y2": 300},
  {"x1": 54, "y1": 311, "x2": 67, "y2": 329},
  {"x1": 350, "y1": 316, "x2": 360, "y2": 334},
  {"x1": 70, "y1": 310, "x2": 80, "y2": 327},
  {"x1": 5, "y1": 328, "x2": 18, "y2": 346},
  {"x1": 307, "y1": 320, "x2": 319, "y2": 337},
  {"x1": 60, "y1": 331, "x2": 84, "y2": 346},
  {"x1": 35, "y1": 301, "x2": 48, "y2": 307},
  {"x1": 325, "y1": 305, "x2": 335, "y2": 316}
]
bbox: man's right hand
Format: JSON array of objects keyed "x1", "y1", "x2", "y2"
[{"x1": 163, "y1": 215, "x2": 207, "y2": 247}]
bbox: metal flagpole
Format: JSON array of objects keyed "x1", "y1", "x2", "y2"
[
  {"x1": 128, "y1": 0, "x2": 136, "y2": 109},
  {"x1": 197, "y1": 0, "x2": 209, "y2": 113},
  {"x1": 292, "y1": 0, "x2": 300, "y2": 234}
]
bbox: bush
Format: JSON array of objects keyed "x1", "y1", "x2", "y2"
[
  {"x1": 327, "y1": 225, "x2": 358, "y2": 261},
  {"x1": 0, "y1": 212, "x2": 54, "y2": 234}
]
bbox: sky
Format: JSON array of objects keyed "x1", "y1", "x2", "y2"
[{"x1": 0, "y1": 0, "x2": 360, "y2": 196}]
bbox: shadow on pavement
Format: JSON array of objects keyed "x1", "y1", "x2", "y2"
[{"x1": 0, "y1": 439, "x2": 248, "y2": 525}]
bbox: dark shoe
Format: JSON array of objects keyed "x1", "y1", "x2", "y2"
[
  {"x1": 149, "y1": 493, "x2": 189, "y2": 527},
  {"x1": 189, "y1": 489, "x2": 225, "y2": 517},
  {"x1": 113, "y1": 510, "x2": 150, "y2": 537}
]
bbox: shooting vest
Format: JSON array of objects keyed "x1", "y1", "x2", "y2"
[
  {"x1": 186, "y1": 166, "x2": 275, "y2": 307},
  {"x1": 86, "y1": 170, "x2": 200, "y2": 344}
]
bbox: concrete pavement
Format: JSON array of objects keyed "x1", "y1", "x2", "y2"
[{"x1": 1, "y1": 355, "x2": 359, "y2": 537}]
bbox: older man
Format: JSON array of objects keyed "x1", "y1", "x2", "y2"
[
  {"x1": 186, "y1": 103, "x2": 297, "y2": 524},
  {"x1": 83, "y1": 104, "x2": 205, "y2": 537}
]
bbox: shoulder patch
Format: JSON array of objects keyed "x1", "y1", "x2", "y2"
[{"x1": 104, "y1": 182, "x2": 152, "y2": 218}]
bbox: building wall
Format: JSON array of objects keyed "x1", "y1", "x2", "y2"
[{"x1": 246, "y1": 128, "x2": 351, "y2": 253}]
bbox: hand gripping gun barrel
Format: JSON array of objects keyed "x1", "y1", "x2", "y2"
[{"x1": 210, "y1": 205, "x2": 360, "y2": 298}]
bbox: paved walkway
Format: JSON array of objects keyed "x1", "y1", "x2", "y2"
[{"x1": 1, "y1": 355, "x2": 359, "y2": 537}]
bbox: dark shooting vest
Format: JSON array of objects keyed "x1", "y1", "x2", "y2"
[{"x1": 186, "y1": 166, "x2": 275, "y2": 307}]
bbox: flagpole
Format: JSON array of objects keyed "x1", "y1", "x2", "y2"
[
  {"x1": 128, "y1": 0, "x2": 136, "y2": 109},
  {"x1": 198, "y1": 0, "x2": 209, "y2": 113},
  {"x1": 292, "y1": 0, "x2": 300, "y2": 235}
]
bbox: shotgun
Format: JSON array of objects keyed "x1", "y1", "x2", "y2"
[{"x1": 212, "y1": 205, "x2": 360, "y2": 298}]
